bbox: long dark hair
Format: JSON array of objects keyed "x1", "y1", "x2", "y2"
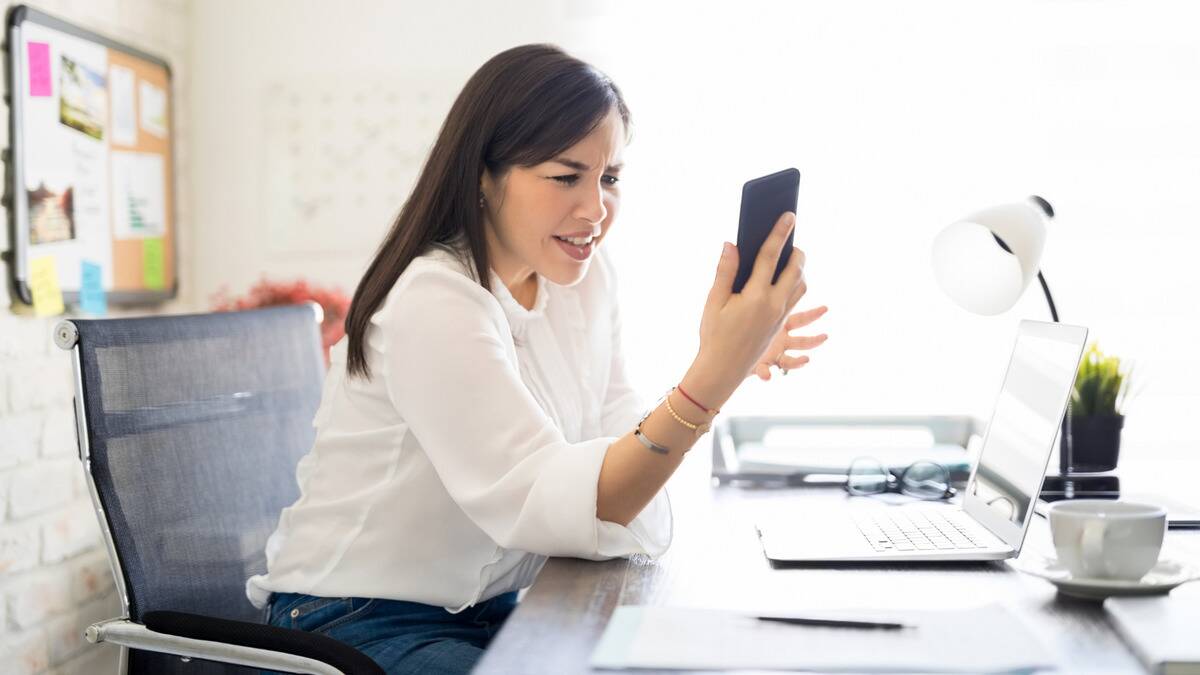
[{"x1": 343, "y1": 44, "x2": 631, "y2": 379}]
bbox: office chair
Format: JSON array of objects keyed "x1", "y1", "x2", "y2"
[{"x1": 55, "y1": 304, "x2": 383, "y2": 675}]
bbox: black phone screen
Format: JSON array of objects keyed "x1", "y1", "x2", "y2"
[{"x1": 732, "y1": 168, "x2": 801, "y2": 293}]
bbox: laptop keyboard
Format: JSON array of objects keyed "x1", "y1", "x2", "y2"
[{"x1": 853, "y1": 509, "x2": 990, "y2": 552}]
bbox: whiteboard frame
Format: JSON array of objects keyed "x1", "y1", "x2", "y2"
[{"x1": 5, "y1": 4, "x2": 178, "y2": 306}]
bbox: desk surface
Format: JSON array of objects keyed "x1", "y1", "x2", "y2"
[{"x1": 474, "y1": 443, "x2": 1200, "y2": 674}]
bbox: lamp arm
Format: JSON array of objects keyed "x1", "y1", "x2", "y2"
[
  {"x1": 1034, "y1": 268, "x2": 1069, "y2": 478},
  {"x1": 1036, "y1": 271, "x2": 1060, "y2": 323},
  {"x1": 992, "y1": 233, "x2": 1060, "y2": 323}
]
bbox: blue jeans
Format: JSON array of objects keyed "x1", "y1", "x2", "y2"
[{"x1": 265, "y1": 591, "x2": 519, "y2": 674}]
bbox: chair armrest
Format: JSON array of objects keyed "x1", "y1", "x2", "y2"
[
  {"x1": 87, "y1": 613, "x2": 383, "y2": 675},
  {"x1": 142, "y1": 611, "x2": 385, "y2": 675}
]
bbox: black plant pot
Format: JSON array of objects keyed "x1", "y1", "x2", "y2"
[{"x1": 1062, "y1": 414, "x2": 1124, "y2": 473}]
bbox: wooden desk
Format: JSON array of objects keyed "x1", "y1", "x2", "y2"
[{"x1": 474, "y1": 446, "x2": 1200, "y2": 674}]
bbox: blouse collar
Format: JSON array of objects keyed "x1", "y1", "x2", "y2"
[
  {"x1": 488, "y1": 268, "x2": 550, "y2": 331},
  {"x1": 434, "y1": 232, "x2": 551, "y2": 337}
]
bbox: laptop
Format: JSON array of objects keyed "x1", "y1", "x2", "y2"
[{"x1": 756, "y1": 319, "x2": 1089, "y2": 563}]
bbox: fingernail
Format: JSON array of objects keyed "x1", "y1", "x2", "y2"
[
  {"x1": 722, "y1": 242, "x2": 733, "y2": 258},
  {"x1": 785, "y1": 213, "x2": 796, "y2": 227}
]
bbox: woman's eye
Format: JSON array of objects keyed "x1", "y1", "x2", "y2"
[{"x1": 550, "y1": 174, "x2": 620, "y2": 187}]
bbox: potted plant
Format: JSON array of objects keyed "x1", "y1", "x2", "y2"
[{"x1": 1063, "y1": 343, "x2": 1135, "y2": 473}]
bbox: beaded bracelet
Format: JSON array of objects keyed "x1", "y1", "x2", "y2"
[
  {"x1": 663, "y1": 391, "x2": 712, "y2": 439},
  {"x1": 633, "y1": 389, "x2": 718, "y2": 456}
]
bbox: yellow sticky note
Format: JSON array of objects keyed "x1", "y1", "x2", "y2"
[{"x1": 29, "y1": 256, "x2": 65, "y2": 316}]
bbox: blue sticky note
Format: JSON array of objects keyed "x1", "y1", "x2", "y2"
[{"x1": 80, "y1": 260, "x2": 107, "y2": 315}]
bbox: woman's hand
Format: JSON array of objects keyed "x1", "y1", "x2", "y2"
[
  {"x1": 751, "y1": 305, "x2": 828, "y2": 381},
  {"x1": 686, "y1": 212, "x2": 810, "y2": 406}
]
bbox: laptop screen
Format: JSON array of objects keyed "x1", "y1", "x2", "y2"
[{"x1": 966, "y1": 321, "x2": 1088, "y2": 542}]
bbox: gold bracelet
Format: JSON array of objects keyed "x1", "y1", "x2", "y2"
[{"x1": 663, "y1": 391, "x2": 712, "y2": 438}]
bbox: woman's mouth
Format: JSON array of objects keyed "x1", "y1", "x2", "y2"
[{"x1": 553, "y1": 234, "x2": 595, "y2": 261}]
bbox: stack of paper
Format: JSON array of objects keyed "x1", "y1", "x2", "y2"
[
  {"x1": 734, "y1": 424, "x2": 972, "y2": 478},
  {"x1": 737, "y1": 442, "x2": 971, "y2": 477},
  {"x1": 592, "y1": 603, "x2": 1054, "y2": 673}
]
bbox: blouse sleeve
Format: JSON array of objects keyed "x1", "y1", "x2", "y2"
[
  {"x1": 374, "y1": 266, "x2": 670, "y2": 560},
  {"x1": 599, "y1": 267, "x2": 648, "y2": 438},
  {"x1": 595, "y1": 249, "x2": 674, "y2": 558}
]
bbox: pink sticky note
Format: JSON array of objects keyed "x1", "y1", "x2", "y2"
[{"x1": 28, "y1": 42, "x2": 51, "y2": 97}]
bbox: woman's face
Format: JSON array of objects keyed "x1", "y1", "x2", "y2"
[{"x1": 482, "y1": 106, "x2": 625, "y2": 292}]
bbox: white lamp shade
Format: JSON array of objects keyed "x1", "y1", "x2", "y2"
[{"x1": 931, "y1": 199, "x2": 1049, "y2": 315}]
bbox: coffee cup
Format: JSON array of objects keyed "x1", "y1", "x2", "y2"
[{"x1": 1048, "y1": 500, "x2": 1166, "y2": 581}]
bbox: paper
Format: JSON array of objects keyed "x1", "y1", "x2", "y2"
[
  {"x1": 592, "y1": 603, "x2": 1055, "y2": 673},
  {"x1": 737, "y1": 442, "x2": 970, "y2": 476},
  {"x1": 111, "y1": 151, "x2": 166, "y2": 238},
  {"x1": 139, "y1": 80, "x2": 167, "y2": 138},
  {"x1": 143, "y1": 238, "x2": 165, "y2": 290},
  {"x1": 109, "y1": 65, "x2": 137, "y2": 146},
  {"x1": 80, "y1": 260, "x2": 107, "y2": 315},
  {"x1": 28, "y1": 41, "x2": 51, "y2": 96},
  {"x1": 29, "y1": 256, "x2": 65, "y2": 316}
]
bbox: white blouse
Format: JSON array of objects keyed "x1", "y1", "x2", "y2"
[{"x1": 246, "y1": 240, "x2": 673, "y2": 613}]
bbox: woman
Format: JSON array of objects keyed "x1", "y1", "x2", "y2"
[{"x1": 248, "y1": 43, "x2": 827, "y2": 674}]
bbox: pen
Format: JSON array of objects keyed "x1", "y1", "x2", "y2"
[{"x1": 755, "y1": 616, "x2": 911, "y2": 630}]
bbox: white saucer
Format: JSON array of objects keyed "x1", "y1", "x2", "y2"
[{"x1": 1011, "y1": 556, "x2": 1200, "y2": 600}]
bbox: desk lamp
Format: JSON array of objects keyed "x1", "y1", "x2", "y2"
[{"x1": 931, "y1": 196, "x2": 1113, "y2": 498}]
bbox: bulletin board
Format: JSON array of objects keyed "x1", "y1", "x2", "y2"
[{"x1": 5, "y1": 4, "x2": 176, "y2": 306}]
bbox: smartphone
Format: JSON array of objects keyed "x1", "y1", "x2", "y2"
[{"x1": 732, "y1": 168, "x2": 801, "y2": 293}]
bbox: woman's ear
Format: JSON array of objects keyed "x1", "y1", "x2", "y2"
[
  {"x1": 480, "y1": 167, "x2": 508, "y2": 208},
  {"x1": 480, "y1": 168, "x2": 497, "y2": 206}
]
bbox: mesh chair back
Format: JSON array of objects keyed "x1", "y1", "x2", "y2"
[{"x1": 70, "y1": 305, "x2": 325, "y2": 671}]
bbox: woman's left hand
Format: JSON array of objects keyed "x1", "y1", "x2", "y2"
[{"x1": 752, "y1": 306, "x2": 829, "y2": 380}]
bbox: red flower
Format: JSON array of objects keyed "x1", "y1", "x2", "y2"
[{"x1": 211, "y1": 278, "x2": 351, "y2": 367}]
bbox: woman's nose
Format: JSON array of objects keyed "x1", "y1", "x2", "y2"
[{"x1": 574, "y1": 180, "x2": 607, "y2": 225}]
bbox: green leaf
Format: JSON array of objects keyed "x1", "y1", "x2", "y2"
[{"x1": 1072, "y1": 341, "x2": 1133, "y2": 417}]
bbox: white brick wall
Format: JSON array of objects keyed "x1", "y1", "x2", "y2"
[{"x1": 0, "y1": 1, "x2": 191, "y2": 673}]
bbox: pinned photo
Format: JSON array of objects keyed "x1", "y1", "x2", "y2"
[
  {"x1": 27, "y1": 181, "x2": 75, "y2": 244},
  {"x1": 59, "y1": 55, "x2": 106, "y2": 140}
]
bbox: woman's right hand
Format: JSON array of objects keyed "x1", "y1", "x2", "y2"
[{"x1": 687, "y1": 212, "x2": 809, "y2": 405}]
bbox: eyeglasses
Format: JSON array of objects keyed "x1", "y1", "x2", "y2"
[{"x1": 844, "y1": 457, "x2": 957, "y2": 501}]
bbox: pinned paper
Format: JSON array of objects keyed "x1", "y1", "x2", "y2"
[
  {"x1": 29, "y1": 256, "x2": 65, "y2": 316},
  {"x1": 139, "y1": 81, "x2": 167, "y2": 138},
  {"x1": 28, "y1": 42, "x2": 51, "y2": 97},
  {"x1": 111, "y1": 151, "x2": 166, "y2": 238},
  {"x1": 80, "y1": 260, "x2": 107, "y2": 315},
  {"x1": 110, "y1": 65, "x2": 137, "y2": 146},
  {"x1": 143, "y1": 237, "x2": 165, "y2": 289}
]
